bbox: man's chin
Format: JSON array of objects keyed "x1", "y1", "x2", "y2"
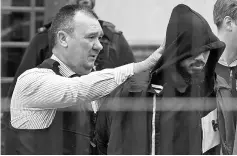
[
  {"x1": 75, "y1": 66, "x2": 93, "y2": 75},
  {"x1": 87, "y1": 64, "x2": 96, "y2": 72},
  {"x1": 187, "y1": 72, "x2": 205, "y2": 85}
]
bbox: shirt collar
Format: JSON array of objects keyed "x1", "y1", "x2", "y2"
[{"x1": 51, "y1": 54, "x2": 76, "y2": 78}]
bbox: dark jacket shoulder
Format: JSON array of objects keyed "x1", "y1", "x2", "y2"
[
  {"x1": 37, "y1": 22, "x2": 51, "y2": 34},
  {"x1": 108, "y1": 71, "x2": 150, "y2": 99}
]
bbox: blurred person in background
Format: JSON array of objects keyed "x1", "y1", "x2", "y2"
[
  {"x1": 95, "y1": 4, "x2": 225, "y2": 154},
  {"x1": 213, "y1": 0, "x2": 237, "y2": 154},
  {"x1": 1, "y1": 0, "x2": 135, "y2": 154}
]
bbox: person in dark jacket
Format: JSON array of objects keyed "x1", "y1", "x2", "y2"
[
  {"x1": 95, "y1": 4, "x2": 226, "y2": 155},
  {"x1": 1, "y1": 0, "x2": 135, "y2": 154},
  {"x1": 213, "y1": 0, "x2": 237, "y2": 154}
]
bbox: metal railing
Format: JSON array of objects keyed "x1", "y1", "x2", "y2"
[{"x1": 1, "y1": 0, "x2": 44, "y2": 86}]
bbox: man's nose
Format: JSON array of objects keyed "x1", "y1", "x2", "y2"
[
  {"x1": 82, "y1": 1, "x2": 89, "y2": 5},
  {"x1": 78, "y1": 0, "x2": 90, "y2": 5},
  {"x1": 195, "y1": 53, "x2": 205, "y2": 62},
  {"x1": 93, "y1": 39, "x2": 103, "y2": 52}
]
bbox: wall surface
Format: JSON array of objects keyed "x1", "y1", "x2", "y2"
[{"x1": 95, "y1": 0, "x2": 217, "y2": 45}]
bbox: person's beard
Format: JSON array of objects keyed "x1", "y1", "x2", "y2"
[{"x1": 176, "y1": 62, "x2": 206, "y2": 85}]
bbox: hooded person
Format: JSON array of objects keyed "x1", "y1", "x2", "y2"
[{"x1": 95, "y1": 4, "x2": 226, "y2": 155}]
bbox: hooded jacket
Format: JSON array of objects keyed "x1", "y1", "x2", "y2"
[{"x1": 95, "y1": 4, "x2": 225, "y2": 155}]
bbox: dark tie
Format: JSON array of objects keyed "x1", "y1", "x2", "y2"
[
  {"x1": 69, "y1": 74, "x2": 80, "y2": 78},
  {"x1": 230, "y1": 66, "x2": 237, "y2": 96}
]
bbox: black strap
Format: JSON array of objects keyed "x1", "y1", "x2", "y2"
[
  {"x1": 69, "y1": 74, "x2": 80, "y2": 78},
  {"x1": 231, "y1": 66, "x2": 237, "y2": 97},
  {"x1": 37, "y1": 59, "x2": 61, "y2": 76}
]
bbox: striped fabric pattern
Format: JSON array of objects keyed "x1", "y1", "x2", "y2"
[{"x1": 10, "y1": 55, "x2": 134, "y2": 129}]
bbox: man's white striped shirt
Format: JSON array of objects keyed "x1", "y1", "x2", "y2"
[{"x1": 10, "y1": 55, "x2": 134, "y2": 129}]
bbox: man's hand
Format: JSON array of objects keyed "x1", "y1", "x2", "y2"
[
  {"x1": 159, "y1": 37, "x2": 166, "y2": 54},
  {"x1": 133, "y1": 38, "x2": 165, "y2": 74},
  {"x1": 144, "y1": 38, "x2": 165, "y2": 68},
  {"x1": 149, "y1": 38, "x2": 166, "y2": 61}
]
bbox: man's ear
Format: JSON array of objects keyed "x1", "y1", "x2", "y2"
[
  {"x1": 223, "y1": 16, "x2": 233, "y2": 32},
  {"x1": 57, "y1": 31, "x2": 69, "y2": 48}
]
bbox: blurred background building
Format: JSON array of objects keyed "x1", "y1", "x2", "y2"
[{"x1": 1, "y1": 0, "x2": 217, "y2": 100}]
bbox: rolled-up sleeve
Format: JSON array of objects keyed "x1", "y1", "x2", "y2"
[{"x1": 11, "y1": 63, "x2": 134, "y2": 109}]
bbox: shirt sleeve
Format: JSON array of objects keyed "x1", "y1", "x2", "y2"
[{"x1": 11, "y1": 63, "x2": 134, "y2": 109}]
